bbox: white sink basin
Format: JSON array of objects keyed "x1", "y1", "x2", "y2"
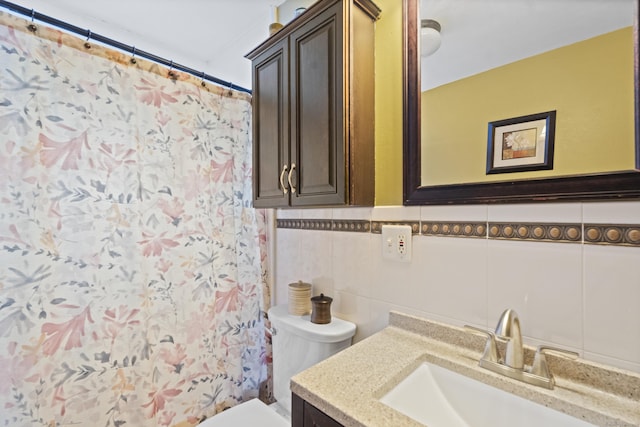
[{"x1": 380, "y1": 362, "x2": 596, "y2": 427}]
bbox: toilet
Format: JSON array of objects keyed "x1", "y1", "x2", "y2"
[{"x1": 199, "y1": 304, "x2": 356, "y2": 426}]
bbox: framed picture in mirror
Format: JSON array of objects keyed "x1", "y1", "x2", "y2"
[{"x1": 486, "y1": 110, "x2": 556, "y2": 174}]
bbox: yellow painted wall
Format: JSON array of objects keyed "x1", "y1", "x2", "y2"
[
  {"x1": 373, "y1": 0, "x2": 404, "y2": 205},
  {"x1": 422, "y1": 27, "x2": 634, "y2": 185}
]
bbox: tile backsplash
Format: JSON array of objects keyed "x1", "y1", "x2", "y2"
[{"x1": 271, "y1": 202, "x2": 640, "y2": 373}]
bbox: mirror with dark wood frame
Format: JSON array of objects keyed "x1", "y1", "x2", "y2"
[{"x1": 403, "y1": 0, "x2": 640, "y2": 205}]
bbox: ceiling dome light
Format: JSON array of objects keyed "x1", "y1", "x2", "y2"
[{"x1": 421, "y1": 19, "x2": 442, "y2": 57}]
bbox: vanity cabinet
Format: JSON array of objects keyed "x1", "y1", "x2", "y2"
[
  {"x1": 246, "y1": 0, "x2": 380, "y2": 208},
  {"x1": 292, "y1": 393, "x2": 344, "y2": 427}
]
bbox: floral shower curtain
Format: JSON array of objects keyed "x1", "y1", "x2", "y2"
[{"x1": 0, "y1": 11, "x2": 270, "y2": 427}]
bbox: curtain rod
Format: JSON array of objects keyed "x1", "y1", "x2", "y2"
[{"x1": 0, "y1": 0, "x2": 252, "y2": 94}]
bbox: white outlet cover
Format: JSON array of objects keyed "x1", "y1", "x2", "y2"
[{"x1": 381, "y1": 224, "x2": 412, "y2": 262}]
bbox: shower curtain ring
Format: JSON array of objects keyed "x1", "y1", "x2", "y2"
[
  {"x1": 130, "y1": 46, "x2": 137, "y2": 64},
  {"x1": 168, "y1": 60, "x2": 176, "y2": 79},
  {"x1": 27, "y1": 9, "x2": 37, "y2": 32},
  {"x1": 84, "y1": 30, "x2": 92, "y2": 49},
  {"x1": 200, "y1": 71, "x2": 206, "y2": 87}
]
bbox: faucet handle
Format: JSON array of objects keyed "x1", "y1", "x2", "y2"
[
  {"x1": 464, "y1": 325, "x2": 500, "y2": 363},
  {"x1": 530, "y1": 345, "x2": 579, "y2": 384}
]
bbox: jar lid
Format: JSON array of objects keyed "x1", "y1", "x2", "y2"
[
  {"x1": 289, "y1": 280, "x2": 311, "y2": 290},
  {"x1": 311, "y1": 293, "x2": 332, "y2": 304}
]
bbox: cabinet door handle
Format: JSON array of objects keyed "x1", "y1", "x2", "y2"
[
  {"x1": 288, "y1": 163, "x2": 297, "y2": 194},
  {"x1": 279, "y1": 164, "x2": 289, "y2": 195}
]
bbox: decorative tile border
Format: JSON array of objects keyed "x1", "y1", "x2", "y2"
[
  {"x1": 584, "y1": 224, "x2": 640, "y2": 246},
  {"x1": 488, "y1": 223, "x2": 582, "y2": 243},
  {"x1": 370, "y1": 221, "x2": 420, "y2": 234},
  {"x1": 276, "y1": 219, "x2": 640, "y2": 247},
  {"x1": 276, "y1": 219, "x2": 369, "y2": 232},
  {"x1": 277, "y1": 219, "x2": 333, "y2": 231},
  {"x1": 421, "y1": 221, "x2": 486, "y2": 238},
  {"x1": 332, "y1": 220, "x2": 371, "y2": 233}
]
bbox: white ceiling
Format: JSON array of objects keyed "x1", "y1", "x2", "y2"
[
  {"x1": 4, "y1": 1, "x2": 636, "y2": 92},
  {"x1": 9, "y1": 0, "x2": 287, "y2": 90},
  {"x1": 421, "y1": 0, "x2": 635, "y2": 90}
]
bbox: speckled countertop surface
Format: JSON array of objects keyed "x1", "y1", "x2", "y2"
[{"x1": 290, "y1": 312, "x2": 640, "y2": 427}]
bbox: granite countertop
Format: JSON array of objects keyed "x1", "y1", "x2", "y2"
[{"x1": 290, "y1": 312, "x2": 640, "y2": 427}]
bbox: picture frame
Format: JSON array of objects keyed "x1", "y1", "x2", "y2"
[{"x1": 486, "y1": 111, "x2": 556, "y2": 174}]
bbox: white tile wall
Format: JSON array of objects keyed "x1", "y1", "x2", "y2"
[
  {"x1": 487, "y1": 240, "x2": 584, "y2": 348},
  {"x1": 421, "y1": 204, "x2": 488, "y2": 222},
  {"x1": 582, "y1": 200, "x2": 640, "y2": 224},
  {"x1": 487, "y1": 202, "x2": 583, "y2": 223},
  {"x1": 276, "y1": 208, "x2": 301, "y2": 219},
  {"x1": 332, "y1": 232, "x2": 374, "y2": 298},
  {"x1": 271, "y1": 204, "x2": 640, "y2": 373},
  {"x1": 371, "y1": 206, "x2": 421, "y2": 221},
  {"x1": 274, "y1": 228, "x2": 302, "y2": 302},
  {"x1": 416, "y1": 236, "x2": 488, "y2": 327},
  {"x1": 583, "y1": 244, "x2": 640, "y2": 371},
  {"x1": 332, "y1": 207, "x2": 373, "y2": 220}
]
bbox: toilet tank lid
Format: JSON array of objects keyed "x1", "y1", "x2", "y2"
[{"x1": 267, "y1": 304, "x2": 356, "y2": 343}]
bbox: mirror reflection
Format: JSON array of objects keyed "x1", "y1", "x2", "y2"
[{"x1": 419, "y1": 0, "x2": 636, "y2": 186}]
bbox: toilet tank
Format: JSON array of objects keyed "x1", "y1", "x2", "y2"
[{"x1": 267, "y1": 304, "x2": 356, "y2": 412}]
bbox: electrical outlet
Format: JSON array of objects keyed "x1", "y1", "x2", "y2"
[{"x1": 381, "y1": 225, "x2": 412, "y2": 262}]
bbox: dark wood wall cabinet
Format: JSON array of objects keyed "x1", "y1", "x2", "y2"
[
  {"x1": 246, "y1": 0, "x2": 380, "y2": 208},
  {"x1": 292, "y1": 393, "x2": 345, "y2": 427}
]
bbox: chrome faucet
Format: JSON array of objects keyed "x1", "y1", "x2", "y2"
[
  {"x1": 494, "y1": 308, "x2": 524, "y2": 369},
  {"x1": 465, "y1": 309, "x2": 578, "y2": 390}
]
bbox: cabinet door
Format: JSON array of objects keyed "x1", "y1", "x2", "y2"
[
  {"x1": 289, "y1": 2, "x2": 345, "y2": 206},
  {"x1": 304, "y1": 402, "x2": 344, "y2": 427},
  {"x1": 252, "y1": 40, "x2": 290, "y2": 208},
  {"x1": 292, "y1": 393, "x2": 344, "y2": 427}
]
